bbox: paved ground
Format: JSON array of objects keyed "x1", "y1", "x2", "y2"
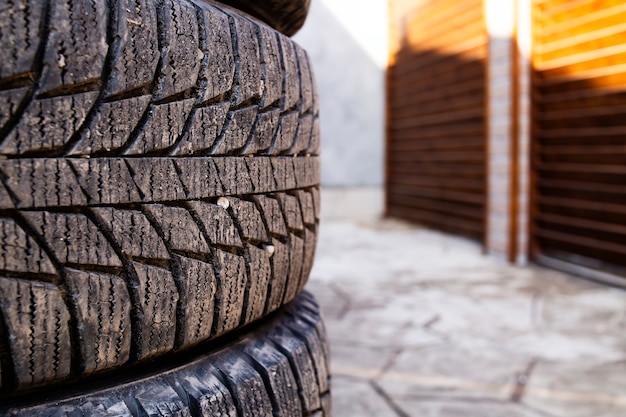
[{"x1": 306, "y1": 219, "x2": 626, "y2": 417}]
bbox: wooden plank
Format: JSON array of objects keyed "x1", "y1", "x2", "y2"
[
  {"x1": 389, "y1": 184, "x2": 485, "y2": 205},
  {"x1": 537, "y1": 178, "x2": 626, "y2": 195},
  {"x1": 536, "y1": 195, "x2": 626, "y2": 216},
  {"x1": 388, "y1": 205, "x2": 483, "y2": 237},
  {"x1": 535, "y1": 227, "x2": 626, "y2": 256},
  {"x1": 389, "y1": 195, "x2": 483, "y2": 220}
]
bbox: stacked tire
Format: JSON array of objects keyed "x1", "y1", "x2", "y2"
[{"x1": 0, "y1": 0, "x2": 329, "y2": 415}]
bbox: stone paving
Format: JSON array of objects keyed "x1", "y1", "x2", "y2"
[{"x1": 306, "y1": 219, "x2": 626, "y2": 417}]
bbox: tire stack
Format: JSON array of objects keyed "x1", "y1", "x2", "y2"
[{"x1": 0, "y1": 0, "x2": 329, "y2": 415}]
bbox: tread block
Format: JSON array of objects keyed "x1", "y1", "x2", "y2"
[
  {"x1": 144, "y1": 204, "x2": 211, "y2": 255},
  {"x1": 173, "y1": 158, "x2": 224, "y2": 200},
  {"x1": 175, "y1": 103, "x2": 229, "y2": 155},
  {"x1": 284, "y1": 316, "x2": 329, "y2": 394},
  {"x1": 215, "y1": 355, "x2": 273, "y2": 417},
  {"x1": 307, "y1": 117, "x2": 320, "y2": 155},
  {"x1": 244, "y1": 157, "x2": 277, "y2": 193},
  {"x1": 197, "y1": 5, "x2": 235, "y2": 102},
  {"x1": 215, "y1": 106, "x2": 258, "y2": 155},
  {"x1": 230, "y1": 16, "x2": 262, "y2": 105},
  {"x1": 241, "y1": 341, "x2": 302, "y2": 417},
  {"x1": 0, "y1": 277, "x2": 71, "y2": 387},
  {"x1": 174, "y1": 256, "x2": 216, "y2": 347},
  {"x1": 127, "y1": 99, "x2": 195, "y2": 155},
  {"x1": 296, "y1": 48, "x2": 313, "y2": 114},
  {"x1": 69, "y1": 158, "x2": 142, "y2": 206},
  {"x1": 266, "y1": 238, "x2": 289, "y2": 313},
  {"x1": 132, "y1": 262, "x2": 179, "y2": 359},
  {"x1": 292, "y1": 115, "x2": 313, "y2": 155},
  {"x1": 242, "y1": 244, "x2": 271, "y2": 324},
  {"x1": 258, "y1": 26, "x2": 283, "y2": 109},
  {"x1": 245, "y1": 109, "x2": 280, "y2": 155},
  {"x1": 297, "y1": 190, "x2": 316, "y2": 227},
  {"x1": 212, "y1": 158, "x2": 253, "y2": 195},
  {"x1": 125, "y1": 158, "x2": 187, "y2": 202},
  {"x1": 271, "y1": 158, "x2": 297, "y2": 191},
  {"x1": 283, "y1": 233, "x2": 304, "y2": 303},
  {"x1": 0, "y1": 92, "x2": 99, "y2": 155},
  {"x1": 214, "y1": 250, "x2": 246, "y2": 336},
  {"x1": 166, "y1": 364, "x2": 238, "y2": 416},
  {"x1": 123, "y1": 378, "x2": 190, "y2": 417},
  {"x1": 280, "y1": 36, "x2": 300, "y2": 111},
  {"x1": 301, "y1": 228, "x2": 317, "y2": 294},
  {"x1": 277, "y1": 194, "x2": 304, "y2": 232},
  {"x1": 188, "y1": 200, "x2": 242, "y2": 248},
  {"x1": 228, "y1": 198, "x2": 268, "y2": 242},
  {"x1": 294, "y1": 157, "x2": 320, "y2": 189},
  {"x1": 93, "y1": 208, "x2": 169, "y2": 261},
  {"x1": 108, "y1": 0, "x2": 159, "y2": 95},
  {"x1": 253, "y1": 195, "x2": 287, "y2": 237},
  {"x1": 65, "y1": 268, "x2": 132, "y2": 374},
  {"x1": 268, "y1": 325, "x2": 320, "y2": 412},
  {"x1": 0, "y1": 88, "x2": 29, "y2": 129},
  {"x1": 40, "y1": 0, "x2": 107, "y2": 92},
  {"x1": 71, "y1": 96, "x2": 152, "y2": 155},
  {"x1": 0, "y1": 218, "x2": 56, "y2": 275},
  {"x1": 23, "y1": 211, "x2": 122, "y2": 267},
  {"x1": 311, "y1": 187, "x2": 321, "y2": 221},
  {"x1": 155, "y1": 0, "x2": 201, "y2": 100},
  {"x1": 0, "y1": 183, "x2": 13, "y2": 209},
  {"x1": 273, "y1": 112, "x2": 299, "y2": 154},
  {"x1": 0, "y1": 159, "x2": 87, "y2": 209},
  {"x1": 0, "y1": 0, "x2": 42, "y2": 79}
]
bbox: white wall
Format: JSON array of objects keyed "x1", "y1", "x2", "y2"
[{"x1": 293, "y1": 0, "x2": 388, "y2": 188}]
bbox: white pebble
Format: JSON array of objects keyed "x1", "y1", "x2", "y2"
[
  {"x1": 217, "y1": 197, "x2": 230, "y2": 209},
  {"x1": 263, "y1": 244, "x2": 275, "y2": 257}
]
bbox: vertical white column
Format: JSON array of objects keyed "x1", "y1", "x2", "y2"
[
  {"x1": 515, "y1": 0, "x2": 532, "y2": 265},
  {"x1": 484, "y1": 0, "x2": 517, "y2": 260}
]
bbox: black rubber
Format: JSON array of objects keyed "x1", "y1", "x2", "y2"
[
  {"x1": 215, "y1": 0, "x2": 311, "y2": 36},
  {"x1": 0, "y1": 291, "x2": 331, "y2": 416},
  {"x1": 0, "y1": 0, "x2": 319, "y2": 394}
]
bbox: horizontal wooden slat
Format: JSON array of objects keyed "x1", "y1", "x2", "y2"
[
  {"x1": 388, "y1": 136, "x2": 484, "y2": 151},
  {"x1": 389, "y1": 184, "x2": 484, "y2": 205},
  {"x1": 389, "y1": 150, "x2": 485, "y2": 163},
  {"x1": 536, "y1": 126, "x2": 626, "y2": 139},
  {"x1": 389, "y1": 195, "x2": 483, "y2": 220},
  {"x1": 392, "y1": 107, "x2": 484, "y2": 129},
  {"x1": 391, "y1": 93, "x2": 484, "y2": 119},
  {"x1": 536, "y1": 195, "x2": 626, "y2": 216},
  {"x1": 389, "y1": 205, "x2": 483, "y2": 238},
  {"x1": 393, "y1": 36, "x2": 486, "y2": 76},
  {"x1": 539, "y1": 104, "x2": 626, "y2": 120},
  {"x1": 537, "y1": 178, "x2": 626, "y2": 195},
  {"x1": 535, "y1": 227, "x2": 626, "y2": 256},
  {"x1": 389, "y1": 159, "x2": 484, "y2": 172},
  {"x1": 538, "y1": 21, "x2": 626, "y2": 55},
  {"x1": 535, "y1": 162, "x2": 626, "y2": 175},
  {"x1": 390, "y1": 79, "x2": 485, "y2": 109},
  {"x1": 536, "y1": 2, "x2": 626, "y2": 38},
  {"x1": 536, "y1": 212, "x2": 626, "y2": 236},
  {"x1": 390, "y1": 176, "x2": 484, "y2": 191}
]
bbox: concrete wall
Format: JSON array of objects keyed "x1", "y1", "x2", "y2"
[{"x1": 293, "y1": 0, "x2": 387, "y2": 189}]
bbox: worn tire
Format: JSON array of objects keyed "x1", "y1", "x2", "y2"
[
  {"x1": 215, "y1": 0, "x2": 311, "y2": 36},
  {"x1": 0, "y1": 291, "x2": 331, "y2": 416},
  {"x1": 0, "y1": 0, "x2": 320, "y2": 394}
]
